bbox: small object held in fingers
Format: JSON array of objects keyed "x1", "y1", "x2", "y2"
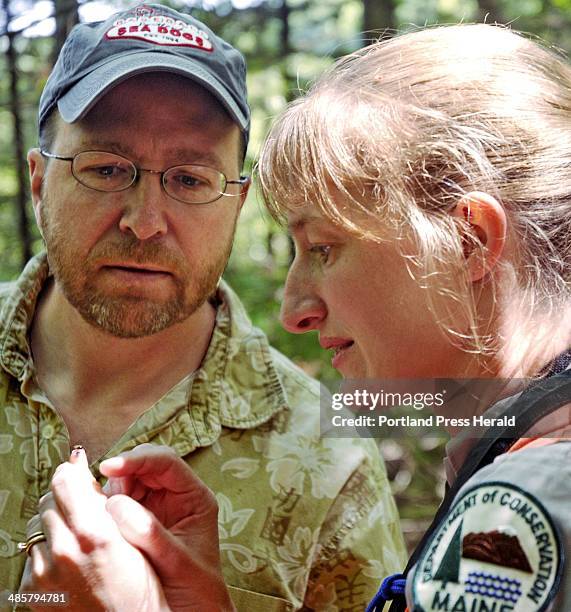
[
  {"x1": 71, "y1": 445, "x2": 84, "y2": 458},
  {"x1": 17, "y1": 531, "x2": 47, "y2": 555}
]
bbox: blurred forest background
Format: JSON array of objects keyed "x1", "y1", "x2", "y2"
[{"x1": 2, "y1": 0, "x2": 571, "y2": 551}]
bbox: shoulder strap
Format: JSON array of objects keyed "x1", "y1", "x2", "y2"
[
  {"x1": 453, "y1": 370, "x2": 571, "y2": 488},
  {"x1": 388, "y1": 369, "x2": 571, "y2": 612}
]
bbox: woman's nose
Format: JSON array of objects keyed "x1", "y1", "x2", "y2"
[{"x1": 280, "y1": 271, "x2": 326, "y2": 334}]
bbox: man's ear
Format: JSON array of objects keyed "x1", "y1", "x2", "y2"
[
  {"x1": 238, "y1": 177, "x2": 251, "y2": 212},
  {"x1": 451, "y1": 191, "x2": 507, "y2": 282},
  {"x1": 28, "y1": 148, "x2": 46, "y2": 229}
]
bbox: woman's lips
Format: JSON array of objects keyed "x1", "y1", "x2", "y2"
[
  {"x1": 320, "y1": 337, "x2": 355, "y2": 369},
  {"x1": 331, "y1": 341, "x2": 354, "y2": 368}
]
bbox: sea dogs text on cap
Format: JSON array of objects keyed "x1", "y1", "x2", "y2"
[{"x1": 105, "y1": 6, "x2": 213, "y2": 51}]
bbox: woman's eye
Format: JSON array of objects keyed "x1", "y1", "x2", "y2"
[{"x1": 309, "y1": 245, "x2": 332, "y2": 263}]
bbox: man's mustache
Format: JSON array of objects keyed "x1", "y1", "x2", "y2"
[{"x1": 88, "y1": 237, "x2": 186, "y2": 271}]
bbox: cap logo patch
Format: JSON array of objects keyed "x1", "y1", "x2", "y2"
[
  {"x1": 105, "y1": 5, "x2": 213, "y2": 51},
  {"x1": 412, "y1": 482, "x2": 563, "y2": 611}
]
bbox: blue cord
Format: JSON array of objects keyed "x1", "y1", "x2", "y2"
[{"x1": 365, "y1": 573, "x2": 407, "y2": 612}]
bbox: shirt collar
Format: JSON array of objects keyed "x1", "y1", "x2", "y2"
[
  {"x1": 197, "y1": 278, "x2": 287, "y2": 430},
  {"x1": 0, "y1": 252, "x2": 49, "y2": 380}
]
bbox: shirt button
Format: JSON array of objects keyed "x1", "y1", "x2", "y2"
[{"x1": 42, "y1": 424, "x2": 55, "y2": 439}]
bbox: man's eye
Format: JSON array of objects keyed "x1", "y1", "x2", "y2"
[
  {"x1": 174, "y1": 173, "x2": 208, "y2": 189},
  {"x1": 96, "y1": 166, "x2": 123, "y2": 177},
  {"x1": 309, "y1": 245, "x2": 332, "y2": 263},
  {"x1": 84, "y1": 165, "x2": 128, "y2": 179}
]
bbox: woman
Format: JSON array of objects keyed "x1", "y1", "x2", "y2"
[{"x1": 257, "y1": 24, "x2": 571, "y2": 611}]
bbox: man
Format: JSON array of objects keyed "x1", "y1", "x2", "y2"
[{"x1": 0, "y1": 4, "x2": 406, "y2": 610}]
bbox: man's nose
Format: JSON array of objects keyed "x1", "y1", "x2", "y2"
[
  {"x1": 280, "y1": 269, "x2": 326, "y2": 334},
  {"x1": 118, "y1": 173, "x2": 168, "y2": 240}
]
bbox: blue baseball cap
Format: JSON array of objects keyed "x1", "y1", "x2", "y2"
[{"x1": 39, "y1": 3, "x2": 250, "y2": 147}]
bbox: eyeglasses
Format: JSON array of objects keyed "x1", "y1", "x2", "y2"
[{"x1": 40, "y1": 150, "x2": 249, "y2": 205}]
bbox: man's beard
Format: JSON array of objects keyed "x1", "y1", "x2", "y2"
[{"x1": 39, "y1": 202, "x2": 234, "y2": 338}]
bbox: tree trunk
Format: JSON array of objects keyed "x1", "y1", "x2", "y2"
[
  {"x1": 363, "y1": 0, "x2": 396, "y2": 44},
  {"x1": 277, "y1": 0, "x2": 294, "y2": 263},
  {"x1": 3, "y1": 0, "x2": 33, "y2": 267},
  {"x1": 52, "y1": 0, "x2": 79, "y2": 64},
  {"x1": 477, "y1": 0, "x2": 504, "y2": 24}
]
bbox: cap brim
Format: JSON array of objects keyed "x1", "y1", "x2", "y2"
[{"x1": 57, "y1": 51, "x2": 248, "y2": 131}]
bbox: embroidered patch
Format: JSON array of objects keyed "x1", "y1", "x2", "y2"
[
  {"x1": 412, "y1": 482, "x2": 563, "y2": 611},
  {"x1": 105, "y1": 5, "x2": 213, "y2": 51}
]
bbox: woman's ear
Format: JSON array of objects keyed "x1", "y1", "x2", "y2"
[{"x1": 451, "y1": 191, "x2": 507, "y2": 282}]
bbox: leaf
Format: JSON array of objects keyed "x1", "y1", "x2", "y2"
[
  {"x1": 0, "y1": 435, "x2": 13, "y2": 454},
  {"x1": 221, "y1": 457, "x2": 260, "y2": 479},
  {"x1": 215, "y1": 493, "x2": 255, "y2": 538},
  {"x1": 230, "y1": 508, "x2": 255, "y2": 537}
]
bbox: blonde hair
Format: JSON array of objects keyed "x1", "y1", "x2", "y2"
[{"x1": 257, "y1": 24, "x2": 571, "y2": 354}]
